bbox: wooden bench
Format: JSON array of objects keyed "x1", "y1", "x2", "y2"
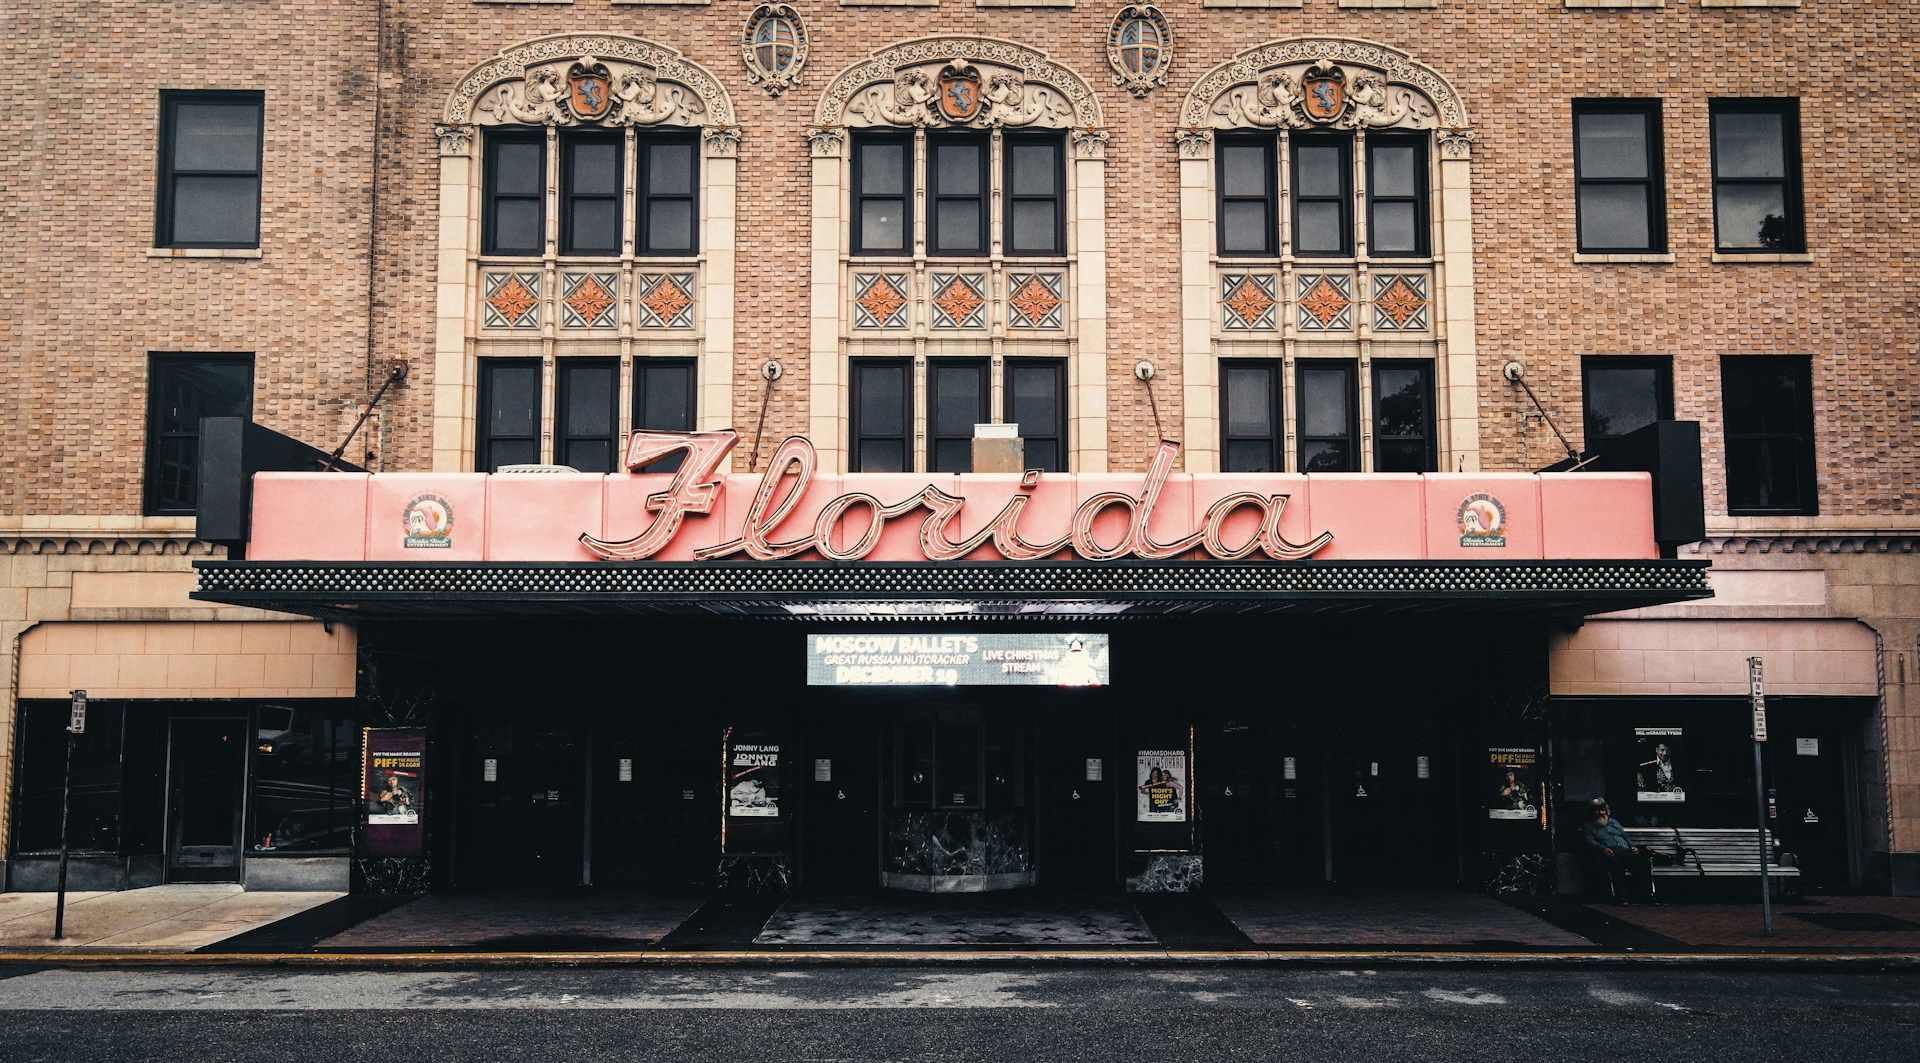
[{"x1": 1623, "y1": 826, "x2": 1801, "y2": 897}]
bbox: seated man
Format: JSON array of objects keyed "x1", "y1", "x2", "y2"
[{"x1": 1582, "y1": 798, "x2": 1655, "y2": 904}]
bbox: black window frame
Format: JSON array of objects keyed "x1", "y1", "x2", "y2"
[
  {"x1": 851, "y1": 131, "x2": 913, "y2": 256},
  {"x1": 1709, "y1": 98, "x2": 1805, "y2": 254},
  {"x1": 248, "y1": 700, "x2": 357, "y2": 856},
  {"x1": 1295, "y1": 360, "x2": 1360, "y2": 473},
  {"x1": 849, "y1": 357, "x2": 914, "y2": 473},
  {"x1": 1219, "y1": 359, "x2": 1285, "y2": 473},
  {"x1": 637, "y1": 132, "x2": 699, "y2": 257},
  {"x1": 155, "y1": 90, "x2": 264, "y2": 250},
  {"x1": 483, "y1": 128, "x2": 546, "y2": 257},
  {"x1": 927, "y1": 131, "x2": 991, "y2": 257},
  {"x1": 926, "y1": 358, "x2": 991, "y2": 473},
  {"x1": 1004, "y1": 358, "x2": 1069, "y2": 474},
  {"x1": 143, "y1": 352, "x2": 255, "y2": 517},
  {"x1": 1573, "y1": 98, "x2": 1667, "y2": 254},
  {"x1": 1003, "y1": 132, "x2": 1066, "y2": 257},
  {"x1": 475, "y1": 357, "x2": 543, "y2": 473},
  {"x1": 1216, "y1": 134, "x2": 1277, "y2": 257},
  {"x1": 1581, "y1": 355, "x2": 1674, "y2": 447},
  {"x1": 554, "y1": 357, "x2": 620, "y2": 473},
  {"x1": 631, "y1": 357, "x2": 699, "y2": 473},
  {"x1": 1371, "y1": 360, "x2": 1437, "y2": 473},
  {"x1": 558, "y1": 129, "x2": 624, "y2": 257},
  {"x1": 1365, "y1": 133, "x2": 1429, "y2": 258},
  {"x1": 1721, "y1": 355, "x2": 1818, "y2": 517},
  {"x1": 1291, "y1": 132, "x2": 1354, "y2": 258}
]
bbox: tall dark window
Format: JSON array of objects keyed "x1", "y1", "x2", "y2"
[
  {"x1": 1220, "y1": 360, "x2": 1283, "y2": 473},
  {"x1": 1367, "y1": 134, "x2": 1428, "y2": 257},
  {"x1": 1296, "y1": 361, "x2": 1359, "y2": 472},
  {"x1": 484, "y1": 130, "x2": 545, "y2": 256},
  {"x1": 1372, "y1": 361, "x2": 1436, "y2": 472},
  {"x1": 633, "y1": 357, "x2": 697, "y2": 472},
  {"x1": 11, "y1": 701, "x2": 128, "y2": 853},
  {"x1": 476, "y1": 358, "x2": 541, "y2": 472},
  {"x1": 250, "y1": 702, "x2": 355, "y2": 854},
  {"x1": 929, "y1": 134, "x2": 989, "y2": 255},
  {"x1": 1582, "y1": 356, "x2": 1673, "y2": 445},
  {"x1": 1217, "y1": 137, "x2": 1276, "y2": 256},
  {"x1": 1292, "y1": 134, "x2": 1353, "y2": 257},
  {"x1": 639, "y1": 136, "x2": 698, "y2": 255},
  {"x1": 1005, "y1": 359, "x2": 1067, "y2": 473},
  {"x1": 1005, "y1": 134, "x2": 1065, "y2": 255},
  {"x1": 852, "y1": 133, "x2": 911, "y2": 254},
  {"x1": 555, "y1": 359, "x2": 618, "y2": 473},
  {"x1": 1574, "y1": 100, "x2": 1665, "y2": 253},
  {"x1": 144, "y1": 354, "x2": 253, "y2": 516},
  {"x1": 156, "y1": 91, "x2": 263, "y2": 249},
  {"x1": 560, "y1": 132, "x2": 622, "y2": 256},
  {"x1": 1722, "y1": 355, "x2": 1816, "y2": 515},
  {"x1": 927, "y1": 359, "x2": 990, "y2": 473},
  {"x1": 1710, "y1": 99, "x2": 1804, "y2": 253},
  {"x1": 850, "y1": 358, "x2": 912, "y2": 472}
]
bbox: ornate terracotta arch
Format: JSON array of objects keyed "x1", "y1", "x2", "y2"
[
  {"x1": 813, "y1": 36, "x2": 1104, "y2": 138},
  {"x1": 442, "y1": 32, "x2": 737, "y2": 135},
  {"x1": 1180, "y1": 36, "x2": 1469, "y2": 139}
]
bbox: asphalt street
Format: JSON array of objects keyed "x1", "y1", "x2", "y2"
[{"x1": 0, "y1": 964, "x2": 1914, "y2": 1061}]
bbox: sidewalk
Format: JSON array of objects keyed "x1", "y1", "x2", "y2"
[{"x1": 1, "y1": 884, "x2": 1917, "y2": 963}]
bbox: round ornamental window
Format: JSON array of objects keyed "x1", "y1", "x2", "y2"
[
  {"x1": 743, "y1": 4, "x2": 809, "y2": 96},
  {"x1": 1106, "y1": 6, "x2": 1171, "y2": 98}
]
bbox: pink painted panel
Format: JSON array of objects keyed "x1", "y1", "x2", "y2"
[
  {"x1": 366, "y1": 474, "x2": 489, "y2": 562},
  {"x1": 1307, "y1": 475, "x2": 1425, "y2": 560},
  {"x1": 1422, "y1": 474, "x2": 1544, "y2": 559},
  {"x1": 485, "y1": 474, "x2": 606, "y2": 561},
  {"x1": 1540, "y1": 473, "x2": 1656, "y2": 559},
  {"x1": 250, "y1": 473, "x2": 369, "y2": 561},
  {"x1": 1187, "y1": 475, "x2": 1312, "y2": 559}
]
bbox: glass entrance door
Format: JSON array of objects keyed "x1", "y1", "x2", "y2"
[{"x1": 166, "y1": 715, "x2": 247, "y2": 881}]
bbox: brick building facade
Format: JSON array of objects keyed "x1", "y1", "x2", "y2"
[{"x1": 3, "y1": 1, "x2": 1916, "y2": 893}]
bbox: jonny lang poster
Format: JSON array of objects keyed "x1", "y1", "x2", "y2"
[
  {"x1": 729, "y1": 742, "x2": 782, "y2": 817},
  {"x1": 1136, "y1": 750, "x2": 1188, "y2": 823}
]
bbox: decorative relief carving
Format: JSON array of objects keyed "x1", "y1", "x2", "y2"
[
  {"x1": 1071, "y1": 126, "x2": 1111, "y2": 159},
  {"x1": 1295, "y1": 274, "x2": 1353, "y2": 331},
  {"x1": 853, "y1": 273, "x2": 911, "y2": 329},
  {"x1": 1371, "y1": 273, "x2": 1429, "y2": 331},
  {"x1": 636, "y1": 273, "x2": 696, "y2": 328},
  {"x1": 742, "y1": 3, "x2": 808, "y2": 97},
  {"x1": 435, "y1": 123, "x2": 474, "y2": 157},
  {"x1": 1007, "y1": 273, "x2": 1065, "y2": 329},
  {"x1": 562, "y1": 272, "x2": 620, "y2": 329},
  {"x1": 444, "y1": 34, "x2": 738, "y2": 132},
  {"x1": 1220, "y1": 274, "x2": 1278, "y2": 331},
  {"x1": 816, "y1": 37, "x2": 1104, "y2": 133},
  {"x1": 1181, "y1": 37, "x2": 1470, "y2": 137},
  {"x1": 703, "y1": 126, "x2": 742, "y2": 156},
  {"x1": 1107, "y1": 5, "x2": 1172, "y2": 98},
  {"x1": 930, "y1": 273, "x2": 987, "y2": 329},
  {"x1": 1175, "y1": 127, "x2": 1213, "y2": 157},
  {"x1": 1438, "y1": 130, "x2": 1475, "y2": 160},
  {"x1": 807, "y1": 125, "x2": 844, "y2": 157},
  {"x1": 483, "y1": 272, "x2": 542, "y2": 330}
]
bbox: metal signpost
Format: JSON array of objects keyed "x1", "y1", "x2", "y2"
[
  {"x1": 53, "y1": 689, "x2": 87, "y2": 941},
  {"x1": 1748, "y1": 658, "x2": 1773, "y2": 935}
]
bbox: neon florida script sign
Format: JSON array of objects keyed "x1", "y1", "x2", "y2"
[{"x1": 578, "y1": 430, "x2": 1334, "y2": 563}]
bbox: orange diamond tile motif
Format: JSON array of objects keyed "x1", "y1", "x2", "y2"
[
  {"x1": 854, "y1": 273, "x2": 909, "y2": 328},
  {"x1": 638, "y1": 274, "x2": 694, "y2": 328},
  {"x1": 1221, "y1": 274, "x2": 1277, "y2": 330},
  {"x1": 1372, "y1": 274, "x2": 1429, "y2": 331},
  {"x1": 1007, "y1": 273, "x2": 1064, "y2": 328},
  {"x1": 562, "y1": 273, "x2": 617, "y2": 328},
  {"x1": 931, "y1": 274, "x2": 986, "y2": 328},
  {"x1": 1296, "y1": 275, "x2": 1352, "y2": 330},
  {"x1": 483, "y1": 273, "x2": 539, "y2": 328}
]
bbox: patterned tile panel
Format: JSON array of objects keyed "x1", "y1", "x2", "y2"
[
  {"x1": 1006, "y1": 273, "x2": 1065, "y2": 330},
  {"x1": 636, "y1": 273, "x2": 696, "y2": 329},
  {"x1": 929, "y1": 272, "x2": 988, "y2": 329},
  {"x1": 561, "y1": 271, "x2": 619, "y2": 329},
  {"x1": 1372, "y1": 273, "x2": 1431, "y2": 332},
  {"x1": 853, "y1": 272, "x2": 910, "y2": 329},
  {"x1": 1220, "y1": 273, "x2": 1278, "y2": 331},
  {"x1": 1296, "y1": 274, "x2": 1354, "y2": 332},
  {"x1": 482, "y1": 271, "x2": 541, "y2": 330}
]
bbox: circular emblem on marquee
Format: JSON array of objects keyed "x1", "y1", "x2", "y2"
[
  {"x1": 1107, "y1": 5, "x2": 1171, "y2": 98},
  {"x1": 1456, "y1": 492, "x2": 1507, "y2": 548},
  {"x1": 402, "y1": 493, "x2": 455, "y2": 549},
  {"x1": 742, "y1": 3, "x2": 808, "y2": 97}
]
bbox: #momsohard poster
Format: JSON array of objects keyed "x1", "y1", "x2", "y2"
[
  {"x1": 728, "y1": 740, "x2": 781, "y2": 818},
  {"x1": 1135, "y1": 750, "x2": 1188, "y2": 822},
  {"x1": 1487, "y1": 747, "x2": 1540, "y2": 821},
  {"x1": 361, "y1": 727, "x2": 426, "y2": 857},
  {"x1": 1634, "y1": 727, "x2": 1685, "y2": 802}
]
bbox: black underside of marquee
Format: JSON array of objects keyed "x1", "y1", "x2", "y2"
[{"x1": 191, "y1": 558, "x2": 1712, "y2": 622}]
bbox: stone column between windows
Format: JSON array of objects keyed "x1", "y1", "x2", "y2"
[
  {"x1": 701, "y1": 132, "x2": 739, "y2": 462},
  {"x1": 1437, "y1": 137, "x2": 1481, "y2": 472},
  {"x1": 807, "y1": 132, "x2": 848, "y2": 471},
  {"x1": 1072, "y1": 140, "x2": 1109, "y2": 473},
  {"x1": 1178, "y1": 134, "x2": 1219, "y2": 471},
  {"x1": 433, "y1": 143, "x2": 477, "y2": 472}
]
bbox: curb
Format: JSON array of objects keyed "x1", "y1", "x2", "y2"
[{"x1": 2, "y1": 949, "x2": 1917, "y2": 969}]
